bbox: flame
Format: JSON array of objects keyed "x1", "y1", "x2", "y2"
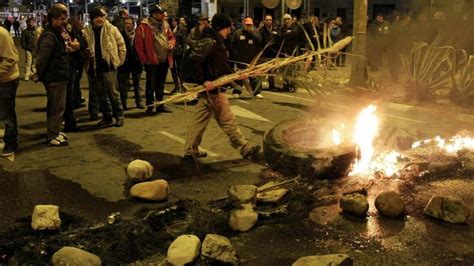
[
  {"x1": 332, "y1": 129, "x2": 342, "y2": 145},
  {"x1": 411, "y1": 134, "x2": 474, "y2": 153},
  {"x1": 351, "y1": 105, "x2": 379, "y2": 175}
]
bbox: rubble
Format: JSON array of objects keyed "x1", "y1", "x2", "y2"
[
  {"x1": 423, "y1": 195, "x2": 470, "y2": 224},
  {"x1": 127, "y1": 159, "x2": 153, "y2": 181},
  {"x1": 51, "y1": 247, "x2": 101, "y2": 266},
  {"x1": 228, "y1": 203, "x2": 259, "y2": 232},
  {"x1": 375, "y1": 191, "x2": 406, "y2": 218},
  {"x1": 292, "y1": 254, "x2": 353, "y2": 266},
  {"x1": 339, "y1": 193, "x2": 369, "y2": 218},
  {"x1": 167, "y1": 235, "x2": 201, "y2": 265},
  {"x1": 227, "y1": 185, "x2": 257, "y2": 206},
  {"x1": 256, "y1": 181, "x2": 289, "y2": 203},
  {"x1": 129, "y1": 179, "x2": 169, "y2": 201},
  {"x1": 201, "y1": 234, "x2": 238, "y2": 265},
  {"x1": 31, "y1": 205, "x2": 61, "y2": 230}
]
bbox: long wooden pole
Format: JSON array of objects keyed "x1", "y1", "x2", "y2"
[{"x1": 349, "y1": 0, "x2": 369, "y2": 86}]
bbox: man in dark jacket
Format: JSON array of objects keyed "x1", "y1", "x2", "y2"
[
  {"x1": 117, "y1": 16, "x2": 144, "y2": 110},
  {"x1": 258, "y1": 14, "x2": 279, "y2": 90},
  {"x1": 183, "y1": 13, "x2": 261, "y2": 161},
  {"x1": 21, "y1": 18, "x2": 36, "y2": 81},
  {"x1": 230, "y1": 16, "x2": 263, "y2": 99},
  {"x1": 279, "y1": 13, "x2": 301, "y2": 92},
  {"x1": 35, "y1": 4, "x2": 70, "y2": 146}
]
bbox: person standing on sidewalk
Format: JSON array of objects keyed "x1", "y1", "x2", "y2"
[
  {"x1": 35, "y1": 4, "x2": 70, "y2": 146},
  {"x1": 183, "y1": 13, "x2": 261, "y2": 161},
  {"x1": 0, "y1": 26, "x2": 20, "y2": 156},
  {"x1": 20, "y1": 18, "x2": 36, "y2": 81},
  {"x1": 84, "y1": 6, "x2": 126, "y2": 127},
  {"x1": 135, "y1": 3, "x2": 175, "y2": 115}
]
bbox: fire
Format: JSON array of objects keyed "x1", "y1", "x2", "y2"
[
  {"x1": 351, "y1": 104, "x2": 379, "y2": 175},
  {"x1": 411, "y1": 134, "x2": 474, "y2": 153},
  {"x1": 332, "y1": 128, "x2": 342, "y2": 145}
]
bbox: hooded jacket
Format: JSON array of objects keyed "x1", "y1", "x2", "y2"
[
  {"x1": 134, "y1": 17, "x2": 175, "y2": 67},
  {"x1": 83, "y1": 20, "x2": 126, "y2": 73}
]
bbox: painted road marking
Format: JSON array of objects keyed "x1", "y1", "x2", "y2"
[
  {"x1": 230, "y1": 105, "x2": 272, "y2": 122},
  {"x1": 265, "y1": 91, "x2": 424, "y2": 124},
  {"x1": 236, "y1": 100, "x2": 250, "y2": 105},
  {"x1": 158, "y1": 131, "x2": 219, "y2": 157}
]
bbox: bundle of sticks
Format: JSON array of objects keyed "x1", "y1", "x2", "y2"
[{"x1": 157, "y1": 36, "x2": 353, "y2": 106}]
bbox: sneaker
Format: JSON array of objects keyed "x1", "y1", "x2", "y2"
[
  {"x1": 243, "y1": 145, "x2": 263, "y2": 161},
  {"x1": 48, "y1": 135, "x2": 69, "y2": 146},
  {"x1": 2, "y1": 144, "x2": 17, "y2": 157},
  {"x1": 233, "y1": 94, "x2": 240, "y2": 99},
  {"x1": 254, "y1": 93, "x2": 264, "y2": 99},
  {"x1": 59, "y1": 132, "x2": 69, "y2": 140},
  {"x1": 115, "y1": 118, "x2": 124, "y2": 127},
  {"x1": 183, "y1": 151, "x2": 208, "y2": 161},
  {"x1": 97, "y1": 118, "x2": 113, "y2": 127},
  {"x1": 24, "y1": 76, "x2": 29, "y2": 81}
]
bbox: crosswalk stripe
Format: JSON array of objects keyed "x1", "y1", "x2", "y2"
[
  {"x1": 230, "y1": 105, "x2": 272, "y2": 122},
  {"x1": 158, "y1": 131, "x2": 219, "y2": 157}
]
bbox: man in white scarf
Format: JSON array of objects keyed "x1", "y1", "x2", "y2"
[{"x1": 84, "y1": 6, "x2": 126, "y2": 127}]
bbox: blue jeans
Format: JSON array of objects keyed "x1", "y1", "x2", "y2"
[{"x1": 0, "y1": 79, "x2": 19, "y2": 147}]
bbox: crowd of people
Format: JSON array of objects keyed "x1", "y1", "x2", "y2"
[{"x1": 1, "y1": 3, "x2": 470, "y2": 159}]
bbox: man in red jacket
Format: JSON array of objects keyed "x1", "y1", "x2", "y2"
[{"x1": 135, "y1": 3, "x2": 175, "y2": 115}]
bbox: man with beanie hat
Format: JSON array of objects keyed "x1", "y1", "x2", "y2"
[
  {"x1": 84, "y1": 6, "x2": 126, "y2": 127},
  {"x1": 135, "y1": 3, "x2": 175, "y2": 115},
  {"x1": 183, "y1": 13, "x2": 261, "y2": 162}
]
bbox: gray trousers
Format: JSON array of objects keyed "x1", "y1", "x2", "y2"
[
  {"x1": 91, "y1": 70, "x2": 123, "y2": 119},
  {"x1": 45, "y1": 82, "x2": 67, "y2": 139},
  {"x1": 185, "y1": 92, "x2": 250, "y2": 156}
]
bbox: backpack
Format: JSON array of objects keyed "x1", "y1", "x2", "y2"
[{"x1": 179, "y1": 36, "x2": 216, "y2": 84}]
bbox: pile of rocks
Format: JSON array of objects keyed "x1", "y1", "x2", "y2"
[
  {"x1": 127, "y1": 159, "x2": 169, "y2": 201},
  {"x1": 339, "y1": 190, "x2": 470, "y2": 224}
]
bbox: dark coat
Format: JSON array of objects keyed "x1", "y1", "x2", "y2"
[
  {"x1": 21, "y1": 27, "x2": 36, "y2": 52},
  {"x1": 230, "y1": 28, "x2": 261, "y2": 66},
  {"x1": 36, "y1": 25, "x2": 70, "y2": 84},
  {"x1": 118, "y1": 30, "x2": 142, "y2": 73},
  {"x1": 258, "y1": 25, "x2": 279, "y2": 58},
  {"x1": 186, "y1": 27, "x2": 232, "y2": 84},
  {"x1": 279, "y1": 23, "x2": 302, "y2": 56}
]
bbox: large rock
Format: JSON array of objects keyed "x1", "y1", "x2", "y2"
[
  {"x1": 339, "y1": 193, "x2": 369, "y2": 218},
  {"x1": 52, "y1": 247, "x2": 101, "y2": 266},
  {"x1": 127, "y1": 159, "x2": 153, "y2": 181},
  {"x1": 293, "y1": 254, "x2": 353, "y2": 266},
  {"x1": 201, "y1": 234, "x2": 238, "y2": 265},
  {"x1": 228, "y1": 204, "x2": 258, "y2": 232},
  {"x1": 167, "y1": 235, "x2": 201, "y2": 265},
  {"x1": 375, "y1": 191, "x2": 406, "y2": 218},
  {"x1": 228, "y1": 185, "x2": 257, "y2": 206},
  {"x1": 31, "y1": 205, "x2": 61, "y2": 230},
  {"x1": 130, "y1": 179, "x2": 169, "y2": 201},
  {"x1": 424, "y1": 195, "x2": 470, "y2": 224}
]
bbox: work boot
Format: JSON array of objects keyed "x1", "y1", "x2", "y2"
[
  {"x1": 146, "y1": 107, "x2": 154, "y2": 115},
  {"x1": 156, "y1": 105, "x2": 172, "y2": 113},
  {"x1": 243, "y1": 145, "x2": 263, "y2": 162},
  {"x1": 136, "y1": 102, "x2": 145, "y2": 109},
  {"x1": 115, "y1": 117, "x2": 124, "y2": 127},
  {"x1": 97, "y1": 117, "x2": 113, "y2": 127}
]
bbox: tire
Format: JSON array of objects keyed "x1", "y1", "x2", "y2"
[{"x1": 263, "y1": 119, "x2": 357, "y2": 179}]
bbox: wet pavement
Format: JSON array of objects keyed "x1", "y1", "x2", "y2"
[{"x1": 0, "y1": 42, "x2": 473, "y2": 264}]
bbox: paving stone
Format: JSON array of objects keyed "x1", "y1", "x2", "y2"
[
  {"x1": 293, "y1": 254, "x2": 353, "y2": 266},
  {"x1": 339, "y1": 193, "x2": 369, "y2": 218},
  {"x1": 130, "y1": 179, "x2": 169, "y2": 201},
  {"x1": 52, "y1": 247, "x2": 101, "y2": 266},
  {"x1": 31, "y1": 205, "x2": 61, "y2": 230},
  {"x1": 375, "y1": 191, "x2": 406, "y2": 218},
  {"x1": 167, "y1": 234, "x2": 201, "y2": 265},
  {"x1": 228, "y1": 203, "x2": 258, "y2": 232},
  {"x1": 127, "y1": 159, "x2": 153, "y2": 181},
  {"x1": 201, "y1": 234, "x2": 238, "y2": 265},
  {"x1": 424, "y1": 195, "x2": 470, "y2": 224}
]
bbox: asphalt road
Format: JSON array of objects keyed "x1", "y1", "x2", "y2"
[{"x1": 0, "y1": 42, "x2": 473, "y2": 264}]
